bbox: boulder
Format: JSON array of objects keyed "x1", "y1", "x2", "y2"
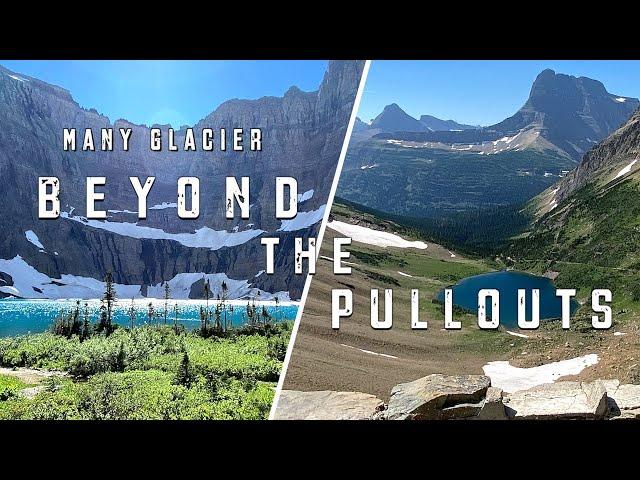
[
  {"x1": 476, "y1": 387, "x2": 507, "y2": 420},
  {"x1": 385, "y1": 374, "x2": 491, "y2": 420},
  {"x1": 603, "y1": 380, "x2": 640, "y2": 419},
  {"x1": 273, "y1": 390, "x2": 385, "y2": 420},
  {"x1": 503, "y1": 381, "x2": 608, "y2": 419}
]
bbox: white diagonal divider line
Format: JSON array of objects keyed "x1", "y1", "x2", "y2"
[{"x1": 268, "y1": 60, "x2": 371, "y2": 420}]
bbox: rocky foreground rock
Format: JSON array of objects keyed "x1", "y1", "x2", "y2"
[
  {"x1": 276, "y1": 374, "x2": 640, "y2": 420},
  {"x1": 274, "y1": 390, "x2": 385, "y2": 420}
]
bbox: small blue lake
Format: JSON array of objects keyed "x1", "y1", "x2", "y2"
[
  {"x1": 0, "y1": 298, "x2": 298, "y2": 337},
  {"x1": 436, "y1": 270, "x2": 579, "y2": 328}
]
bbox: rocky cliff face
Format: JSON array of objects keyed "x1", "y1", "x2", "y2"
[
  {"x1": 545, "y1": 107, "x2": 640, "y2": 208},
  {"x1": 493, "y1": 69, "x2": 639, "y2": 160},
  {"x1": 0, "y1": 61, "x2": 365, "y2": 300}
]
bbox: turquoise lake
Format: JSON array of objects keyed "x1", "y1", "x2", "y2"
[
  {"x1": 0, "y1": 298, "x2": 298, "y2": 337},
  {"x1": 436, "y1": 270, "x2": 579, "y2": 328}
]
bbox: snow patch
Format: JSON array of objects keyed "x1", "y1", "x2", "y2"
[
  {"x1": 107, "y1": 209, "x2": 137, "y2": 214},
  {"x1": 340, "y1": 343, "x2": 398, "y2": 359},
  {"x1": 328, "y1": 221, "x2": 428, "y2": 250},
  {"x1": 25, "y1": 230, "x2": 44, "y2": 250},
  {"x1": 148, "y1": 272, "x2": 290, "y2": 301},
  {"x1": 0, "y1": 256, "x2": 290, "y2": 300},
  {"x1": 506, "y1": 330, "x2": 529, "y2": 339},
  {"x1": 483, "y1": 354, "x2": 599, "y2": 393},
  {"x1": 297, "y1": 189, "x2": 314, "y2": 203},
  {"x1": 149, "y1": 202, "x2": 177, "y2": 210},
  {"x1": 60, "y1": 212, "x2": 264, "y2": 250},
  {"x1": 397, "y1": 271, "x2": 413, "y2": 278},
  {"x1": 8, "y1": 74, "x2": 27, "y2": 83},
  {"x1": 278, "y1": 205, "x2": 325, "y2": 232},
  {"x1": 614, "y1": 331, "x2": 626, "y2": 336},
  {"x1": 614, "y1": 159, "x2": 638, "y2": 180},
  {"x1": 614, "y1": 97, "x2": 626, "y2": 103},
  {"x1": 0, "y1": 255, "x2": 141, "y2": 299}
]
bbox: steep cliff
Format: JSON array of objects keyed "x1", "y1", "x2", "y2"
[{"x1": 0, "y1": 61, "x2": 365, "y2": 300}]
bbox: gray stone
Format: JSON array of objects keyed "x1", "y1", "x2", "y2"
[
  {"x1": 477, "y1": 387, "x2": 507, "y2": 420},
  {"x1": 273, "y1": 390, "x2": 385, "y2": 420},
  {"x1": 503, "y1": 381, "x2": 608, "y2": 419},
  {"x1": 603, "y1": 380, "x2": 640, "y2": 419},
  {"x1": 385, "y1": 374, "x2": 491, "y2": 420}
]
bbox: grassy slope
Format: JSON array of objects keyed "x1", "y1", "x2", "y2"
[
  {"x1": 508, "y1": 178, "x2": 640, "y2": 324},
  {"x1": 285, "y1": 203, "x2": 527, "y2": 399}
]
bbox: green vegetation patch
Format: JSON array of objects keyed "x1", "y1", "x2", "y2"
[{"x1": 0, "y1": 323, "x2": 292, "y2": 420}]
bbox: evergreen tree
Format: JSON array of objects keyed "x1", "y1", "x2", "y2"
[
  {"x1": 81, "y1": 302, "x2": 90, "y2": 341},
  {"x1": 147, "y1": 302, "x2": 155, "y2": 325},
  {"x1": 176, "y1": 350, "x2": 193, "y2": 387},
  {"x1": 97, "y1": 303, "x2": 109, "y2": 334},
  {"x1": 163, "y1": 282, "x2": 171, "y2": 324},
  {"x1": 115, "y1": 342, "x2": 126, "y2": 372},
  {"x1": 221, "y1": 281, "x2": 229, "y2": 332},
  {"x1": 128, "y1": 298, "x2": 136, "y2": 329},
  {"x1": 102, "y1": 272, "x2": 116, "y2": 334}
]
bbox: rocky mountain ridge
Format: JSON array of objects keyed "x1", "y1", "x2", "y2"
[
  {"x1": 0, "y1": 61, "x2": 365, "y2": 300},
  {"x1": 373, "y1": 69, "x2": 639, "y2": 161}
]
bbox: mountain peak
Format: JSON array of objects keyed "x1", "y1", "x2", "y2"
[{"x1": 371, "y1": 103, "x2": 426, "y2": 132}]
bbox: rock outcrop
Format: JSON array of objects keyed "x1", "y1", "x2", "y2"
[
  {"x1": 275, "y1": 375, "x2": 640, "y2": 420},
  {"x1": 603, "y1": 380, "x2": 640, "y2": 419},
  {"x1": 503, "y1": 381, "x2": 608, "y2": 419},
  {"x1": 274, "y1": 390, "x2": 385, "y2": 420},
  {"x1": 385, "y1": 374, "x2": 490, "y2": 420}
]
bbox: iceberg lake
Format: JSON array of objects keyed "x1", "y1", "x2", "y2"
[
  {"x1": 436, "y1": 271, "x2": 579, "y2": 328},
  {"x1": 0, "y1": 298, "x2": 298, "y2": 337}
]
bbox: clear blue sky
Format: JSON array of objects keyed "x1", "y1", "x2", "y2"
[
  {"x1": 359, "y1": 60, "x2": 640, "y2": 126},
  {"x1": 0, "y1": 60, "x2": 328, "y2": 127}
]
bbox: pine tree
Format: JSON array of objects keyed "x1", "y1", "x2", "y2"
[
  {"x1": 163, "y1": 282, "x2": 171, "y2": 325},
  {"x1": 176, "y1": 350, "x2": 193, "y2": 387},
  {"x1": 81, "y1": 302, "x2": 90, "y2": 341},
  {"x1": 221, "y1": 281, "x2": 229, "y2": 332},
  {"x1": 102, "y1": 272, "x2": 116, "y2": 334},
  {"x1": 115, "y1": 342, "x2": 126, "y2": 372},
  {"x1": 173, "y1": 302, "x2": 179, "y2": 333},
  {"x1": 97, "y1": 303, "x2": 108, "y2": 334},
  {"x1": 147, "y1": 302, "x2": 155, "y2": 325},
  {"x1": 128, "y1": 298, "x2": 136, "y2": 329}
]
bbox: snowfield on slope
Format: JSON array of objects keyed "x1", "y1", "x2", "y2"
[
  {"x1": 60, "y1": 212, "x2": 264, "y2": 250},
  {"x1": 327, "y1": 221, "x2": 428, "y2": 249},
  {"x1": 483, "y1": 354, "x2": 599, "y2": 393},
  {"x1": 0, "y1": 255, "x2": 289, "y2": 300},
  {"x1": 614, "y1": 158, "x2": 638, "y2": 180}
]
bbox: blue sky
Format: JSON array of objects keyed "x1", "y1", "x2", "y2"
[
  {"x1": 359, "y1": 60, "x2": 640, "y2": 126},
  {"x1": 0, "y1": 60, "x2": 328, "y2": 127}
]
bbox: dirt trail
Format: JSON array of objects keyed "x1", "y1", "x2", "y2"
[{"x1": 0, "y1": 367, "x2": 66, "y2": 385}]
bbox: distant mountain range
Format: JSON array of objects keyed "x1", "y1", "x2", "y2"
[
  {"x1": 355, "y1": 103, "x2": 478, "y2": 135},
  {"x1": 0, "y1": 61, "x2": 365, "y2": 300},
  {"x1": 340, "y1": 69, "x2": 639, "y2": 219},
  {"x1": 374, "y1": 69, "x2": 639, "y2": 160}
]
